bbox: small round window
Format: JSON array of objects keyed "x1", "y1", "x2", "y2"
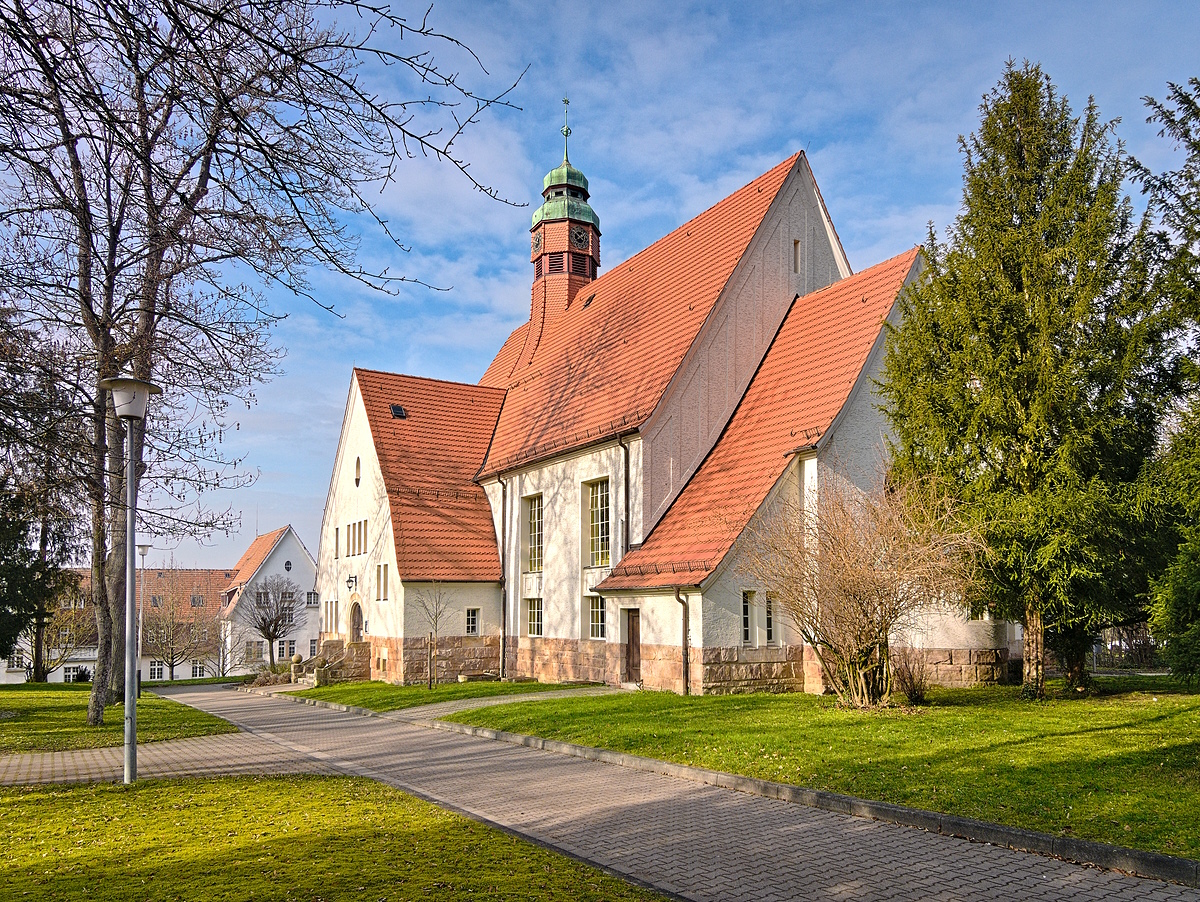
[
  {"x1": 355, "y1": 457, "x2": 361, "y2": 487},
  {"x1": 284, "y1": 560, "x2": 292, "y2": 572}
]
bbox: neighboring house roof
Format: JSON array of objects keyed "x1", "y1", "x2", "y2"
[
  {"x1": 76, "y1": 567, "x2": 233, "y2": 617},
  {"x1": 598, "y1": 247, "x2": 922, "y2": 592},
  {"x1": 225, "y1": 526, "x2": 289, "y2": 594},
  {"x1": 355, "y1": 368, "x2": 507, "y2": 582},
  {"x1": 477, "y1": 154, "x2": 801, "y2": 477}
]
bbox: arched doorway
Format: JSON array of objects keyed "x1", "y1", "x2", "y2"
[{"x1": 350, "y1": 603, "x2": 364, "y2": 643}]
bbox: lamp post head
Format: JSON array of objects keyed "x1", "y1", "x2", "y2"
[
  {"x1": 137, "y1": 544, "x2": 151, "y2": 557},
  {"x1": 99, "y1": 375, "x2": 162, "y2": 421}
]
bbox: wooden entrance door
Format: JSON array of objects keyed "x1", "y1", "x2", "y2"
[
  {"x1": 350, "y1": 603, "x2": 364, "y2": 643},
  {"x1": 625, "y1": 609, "x2": 641, "y2": 684}
]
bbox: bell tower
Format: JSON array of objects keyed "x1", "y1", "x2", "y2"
[{"x1": 527, "y1": 99, "x2": 600, "y2": 337}]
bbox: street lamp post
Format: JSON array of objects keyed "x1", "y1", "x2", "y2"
[
  {"x1": 99, "y1": 374, "x2": 161, "y2": 785},
  {"x1": 136, "y1": 542, "x2": 151, "y2": 699}
]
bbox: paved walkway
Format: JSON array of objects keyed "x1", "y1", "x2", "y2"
[{"x1": 5, "y1": 684, "x2": 1197, "y2": 902}]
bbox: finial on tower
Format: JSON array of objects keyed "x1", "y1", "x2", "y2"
[{"x1": 561, "y1": 96, "x2": 571, "y2": 163}]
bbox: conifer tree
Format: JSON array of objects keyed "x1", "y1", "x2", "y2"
[{"x1": 880, "y1": 62, "x2": 1184, "y2": 698}]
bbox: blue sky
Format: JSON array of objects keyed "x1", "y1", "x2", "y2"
[{"x1": 162, "y1": 0, "x2": 1200, "y2": 568}]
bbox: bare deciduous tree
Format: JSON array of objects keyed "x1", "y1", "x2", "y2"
[
  {"x1": 410, "y1": 582, "x2": 449, "y2": 688},
  {"x1": 239, "y1": 574, "x2": 300, "y2": 668},
  {"x1": 0, "y1": 0, "x2": 518, "y2": 724},
  {"x1": 141, "y1": 569, "x2": 220, "y2": 680},
  {"x1": 744, "y1": 470, "x2": 980, "y2": 707}
]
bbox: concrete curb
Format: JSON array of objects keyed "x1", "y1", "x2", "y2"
[{"x1": 240, "y1": 686, "x2": 1200, "y2": 888}]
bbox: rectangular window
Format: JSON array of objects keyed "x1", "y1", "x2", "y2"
[
  {"x1": 527, "y1": 495, "x2": 543, "y2": 573},
  {"x1": 376, "y1": 564, "x2": 382, "y2": 602},
  {"x1": 191, "y1": 595, "x2": 203, "y2": 607},
  {"x1": 150, "y1": 595, "x2": 162, "y2": 608},
  {"x1": 742, "y1": 591, "x2": 754, "y2": 646},
  {"x1": 527, "y1": 598, "x2": 543, "y2": 637},
  {"x1": 335, "y1": 526, "x2": 339, "y2": 559},
  {"x1": 278, "y1": 640, "x2": 287, "y2": 661},
  {"x1": 149, "y1": 660, "x2": 164, "y2": 680},
  {"x1": 282, "y1": 592, "x2": 295, "y2": 624},
  {"x1": 345, "y1": 524, "x2": 350, "y2": 557},
  {"x1": 589, "y1": 479, "x2": 611, "y2": 567},
  {"x1": 306, "y1": 591, "x2": 319, "y2": 608},
  {"x1": 382, "y1": 564, "x2": 388, "y2": 600},
  {"x1": 793, "y1": 239, "x2": 802, "y2": 274},
  {"x1": 63, "y1": 665, "x2": 78, "y2": 683},
  {"x1": 765, "y1": 594, "x2": 775, "y2": 644},
  {"x1": 191, "y1": 660, "x2": 205, "y2": 678},
  {"x1": 465, "y1": 608, "x2": 479, "y2": 636},
  {"x1": 246, "y1": 641, "x2": 263, "y2": 662},
  {"x1": 310, "y1": 638, "x2": 318, "y2": 658},
  {"x1": 7, "y1": 649, "x2": 24, "y2": 669},
  {"x1": 589, "y1": 595, "x2": 605, "y2": 639}
]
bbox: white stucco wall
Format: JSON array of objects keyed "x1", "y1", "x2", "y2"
[
  {"x1": 642, "y1": 156, "x2": 851, "y2": 533},
  {"x1": 313, "y1": 375, "x2": 398, "y2": 642},
  {"x1": 485, "y1": 436, "x2": 640, "y2": 646}
]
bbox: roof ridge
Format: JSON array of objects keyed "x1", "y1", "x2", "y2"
[{"x1": 355, "y1": 366, "x2": 508, "y2": 395}]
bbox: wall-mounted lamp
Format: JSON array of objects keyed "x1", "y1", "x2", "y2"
[{"x1": 346, "y1": 575, "x2": 357, "y2": 593}]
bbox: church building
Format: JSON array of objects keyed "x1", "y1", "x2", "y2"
[{"x1": 313, "y1": 137, "x2": 1015, "y2": 693}]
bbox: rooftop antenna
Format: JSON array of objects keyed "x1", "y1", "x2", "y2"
[{"x1": 561, "y1": 96, "x2": 571, "y2": 163}]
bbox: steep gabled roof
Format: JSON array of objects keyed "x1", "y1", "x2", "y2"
[
  {"x1": 225, "y1": 526, "x2": 289, "y2": 593},
  {"x1": 478, "y1": 154, "x2": 802, "y2": 477},
  {"x1": 599, "y1": 247, "x2": 922, "y2": 592},
  {"x1": 355, "y1": 368, "x2": 506, "y2": 582},
  {"x1": 479, "y1": 321, "x2": 529, "y2": 388}
]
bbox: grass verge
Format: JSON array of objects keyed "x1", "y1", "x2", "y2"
[
  {"x1": 447, "y1": 675, "x2": 1200, "y2": 859},
  {"x1": 0, "y1": 682, "x2": 236, "y2": 753},
  {"x1": 289, "y1": 679, "x2": 577, "y2": 712},
  {"x1": 0, "y1": 775, "x2": 665, "y2": 902}
]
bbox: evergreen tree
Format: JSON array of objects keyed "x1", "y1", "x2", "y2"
[
  {"x1": 1138, "y1": 78, "x2": 1200, "y2": 683},
  {"x1": 880, "y1": 62, "x2": 1185, "y2": 698}
]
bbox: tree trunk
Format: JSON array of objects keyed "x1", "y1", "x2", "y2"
[
  {"x1": 1022, "y1": 603, "x2": 1045, "y2": 700},
  {"x1": 427, "y1": 632, "x2": 433, "y2": 689},
  {"x1": 32, "y1": 607, "x2": 46, "y2": 682},
  {"x1": 86, "y1": 402, "x2": 110, "y2": 726}
]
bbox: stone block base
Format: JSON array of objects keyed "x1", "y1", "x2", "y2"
[
  {"x1": 902, "y1": 646, "x2": 1010, "y2": 687},
  {"x1": 399, "y1": 635, "x2": 500, "y2": 685},
  {"x1": 700, "y1": 644, "x2": 805, "y2": 695}
]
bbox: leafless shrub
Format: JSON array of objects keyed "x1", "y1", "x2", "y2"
[
  {"x1": 745, "y1": 469, "x2": 980, "y2": 707},
  {"x1": 890, "y1": 643, "x2": 932, "y2": 706}
]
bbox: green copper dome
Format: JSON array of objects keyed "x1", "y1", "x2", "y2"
[
  {"x1": 542, "y1": 162, "x2": 589, "y2": 194},
  {"x1": 532, "y1": 159, "x2": 600, "y2": 231}
]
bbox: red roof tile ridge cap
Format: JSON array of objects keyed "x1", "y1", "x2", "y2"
[
  {"x1": 590, "y1": 152, "x2": 800, "y2": 290},
  {"x1": 355, "y1": 366, "x2": 507, "y2": 396}
]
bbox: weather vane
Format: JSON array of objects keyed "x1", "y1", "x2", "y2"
[{"x1": 561, "y1": 96, "x2": 571, "y2": 162}]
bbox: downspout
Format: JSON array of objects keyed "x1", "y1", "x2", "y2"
[
  {"x1": 675, "y1": 587, "x2": 690, "y2": 696},
  {"x1": 618, "y1": 433, "x2": 631, "y2": 555},
  {"x1": 499, "y1": 476, "x2": 508, "y2": 680}
]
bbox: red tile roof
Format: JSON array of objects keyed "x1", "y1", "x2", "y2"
[
  {"x1": 477, "y1": 154, "x2": 802, "y2": 477},
  {"x1": 598, "y1": 248, "x2": 922, "y2": 592},
  {"x1": 226, "y1": 526, "x2": 289, "y2": 593},
  {"x1": 76, "y1": 568, "x2": 233, "y2": 617},
  {"x1": 355, "y1": 368, "x2": 506, "y2": 582},
  {"x1": 478, "y1": 322, "x2": 528, "y2": 388}
]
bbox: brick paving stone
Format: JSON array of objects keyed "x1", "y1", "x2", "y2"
[{"x1": 6, "y1": 682, "x2": 1198, "y2": 902}]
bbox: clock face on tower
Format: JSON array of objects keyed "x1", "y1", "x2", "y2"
[
  {"x1": 531, "y1": 232, "x2": 542, "y2": 253},
  {"x1": 570, "y1": 225, "x2": 589, "y2": 250}
]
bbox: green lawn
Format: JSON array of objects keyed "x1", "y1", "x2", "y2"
[
  {"x1": 448, "y1": 675, "x2": 1200, "y2": 859},
  {"x1": 0, "y1": 776, "x2": 665, "y2": 902},
  {"x1": 0, "y1": 682, "x2": 236, "y2": 753},
  {"x1": 289, "y1": 679, "x2": 578, "y2": 712}
]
